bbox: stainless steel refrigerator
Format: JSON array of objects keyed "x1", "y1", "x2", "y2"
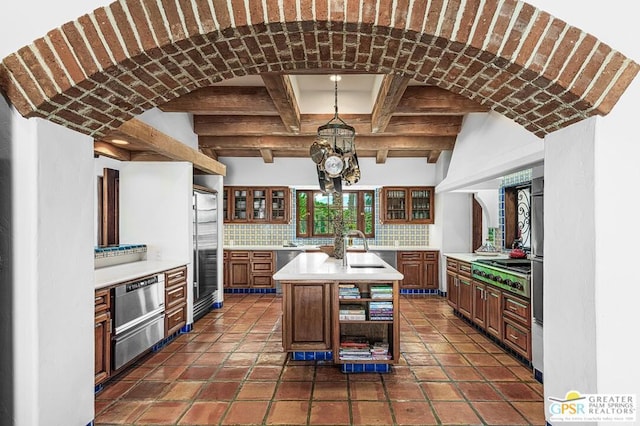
[
  {"x1": 530, "y1": 177, "x2": 544, "y2": 376},
  {"x1": 193, "y1": 187, "x2": 218, "y2": 321}
]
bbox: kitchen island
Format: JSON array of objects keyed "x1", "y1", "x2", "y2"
[{"x1": 274, "y1": 252, "x2": 404, "y2": 371}]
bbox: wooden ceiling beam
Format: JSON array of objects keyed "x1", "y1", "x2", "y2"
[
  {"x1": 200, "y1": 147, "x2": 218, "y2": 161},
  {"x1": 199, "y1": 135, "x2": 456, "y2": 151},
  {"x1": 371, "y1": 74, "x2": 411, "y2": 133},
  {"x1": 94, "y1": 140, "x2": 131, "y2": 161},
  {"x1": 261, "y1": 74, "x2": 301, "y2": 133},
  {"x1": 129, "y1": 152, "x2": 173, "y2": 161},
  {"x1": 260, "y1": 148, "x2": 274, "y2": 163},
  {"x1": 194, "y1": 114, "x2": 462, "y2": 136},
  {"x1": 427, "y1": 150, "x2": 442, "y2": 163},
  {"x1": 376, "y1": 149, "x2": 389, "y2": 164},
  {"x1": 113, "y1": 119, "x2": 226, "y2": 175},
  {"x1": 158, "y1": 86, "x2": 279, "y2": 115},
  {"x1": 395, "y1": 86, "x2": 491, "y2": 115}
]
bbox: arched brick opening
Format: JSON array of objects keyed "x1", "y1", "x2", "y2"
[{"x1": 0, "y1": 0, "x2": 637, "y2": 138}]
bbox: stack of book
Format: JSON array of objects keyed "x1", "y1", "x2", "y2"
[
  {"x1": 339, "y1": 304, "x2": 366, "y2": 321},
  {"x1": 370, "y1": 285, "x2": 393, "y2": 299},
  {"x1": 369, "y1": 301, "x2": 393, "y2": 320},
  {"x1": 370, "y1": 341, "x2": 391, "y2": 360},
  {"x1": 338, "y1": 284, "x2": 361, "y2": 299},
  {"x1": 339, "y1": 336, "x2": 372, "y2": 360}
]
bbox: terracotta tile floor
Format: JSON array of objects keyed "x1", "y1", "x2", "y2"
[{"x1": 95, "y1": 294, "x2": 546, "y2": 425}]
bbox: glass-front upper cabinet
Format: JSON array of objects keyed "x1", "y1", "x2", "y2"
[
  {"x1": 380, "y1": 187, "x2": 435, "y2": 224},
  {"x1": 224, "y1": 186, "x2": 290, "y2": 224}
]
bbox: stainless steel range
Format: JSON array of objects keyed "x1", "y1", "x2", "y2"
[{"x1": 471, "y1": 258, "x2": 531, "y2": 298}]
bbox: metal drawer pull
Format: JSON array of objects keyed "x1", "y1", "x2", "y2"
[
  {"x1": 510, "y1": 334, "x2": 519, "y2": 340},
  {"x1": 507, "y1": 299, "x2": 528, "y2": 309}
]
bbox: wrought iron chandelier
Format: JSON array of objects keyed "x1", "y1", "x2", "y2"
[{"x1": 310, "y1": 75, "x2": 360, "y2": 194}]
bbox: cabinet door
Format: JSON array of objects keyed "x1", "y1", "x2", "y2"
[
  {"x1": 94, "y1": 310, "x2": 111, "y2": 385},
  {"x1": 270, "y1": 188, "x2": 289, "y2": 223},
  {"x1": 282, "y1": 283, "x2": 332, "y2": 351},
  {"x1": 457, "y1": 276, "x2": 473, "y2": 318},
  {"x1": 485, "y1": 286, "x2": 502, "y2": 339},
  {"x1": 446, "y1": 272, "x2": 458, "y2": 308},
  {"x1": 381, "y1": 188, "x2": 408, "y2": 223},
  {"x1": 409, "y1": 187, "x2": 434, "y2": 224},
  {"x1": 398, "y1": 252, "x2": 423, "y2": 288},
  {"x1": 223, "y1": 251, "x2": 230, "y2": 288},
  {"x1": 423, "y1": 251, "x2": 439, "y2": 290},
  {"x1": 471, "y1": 281, "x2": 486, "y2": 327},
  {"x1": 251, "y1": 188, "x2": 268, "y2": 221},
  {"x1": 231, "y1": 189, "x2": 249, "y2": 221},
  {"x1": 229, "y1": 261, "x2": 250, "y2": 287}
]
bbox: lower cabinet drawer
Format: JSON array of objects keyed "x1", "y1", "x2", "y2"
[
  {"x1": 424, "y1": 251, "x2": 438, "y2": 261},
  {"x1": 166, "y1": 285, "x2": 186, "y2": 308},
  {"x1": 165, "y1": 304, "x2": 187, "y2": 337},
  {"x1": 503, "y1": 317, "x2": 531, "y2": 359},
  {"x1": 503, "y1": 295, "x2": 530, "y2": 325},
  {"x1": 251, "y1": 274, "x2": 273, "y2": 288}
]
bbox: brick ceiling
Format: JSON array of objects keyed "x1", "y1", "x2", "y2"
[{"x1": 0, "y1": 0, "x2": 638, "y2": 149}]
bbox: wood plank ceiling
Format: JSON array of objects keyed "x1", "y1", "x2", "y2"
[{"x1": 95, "y1": 73, "x2": 489, "y2": 166}]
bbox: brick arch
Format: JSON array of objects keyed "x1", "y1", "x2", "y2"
[{"x1": 0, "y1": 0, "x2": 637, "y2": 138}]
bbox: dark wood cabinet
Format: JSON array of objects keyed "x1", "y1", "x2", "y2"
[
  {"x1": 502, "y1": 293, "x2": 531, "y2": 360},
  {"x1": 282, "y1": 282, "x2": 332, "y2": 351},
  {"x1": 485, "y1": 286, "x2": 503, "y2": 339},
  {"x1": 472, "y1": 281, "x2": 486, "y2": 328},
  {"x1": 457, "y1": 276, "x2": 473, "y2": 318},
  {"x1": 94, "y1": 288, "x2": 111, "y2": 385},
  {"x1": 446, "y1": 259, "x2": 458, "y2": 308},
  {"x1": 380, "y1": 186, "x2": 435, "y2": 224},
  {"x1": 224, "y1": 250, "x2": 274, "y2": 288},
  {"x1": 397, "y1": 250, "x2": 440, "y2": 290},
  {"x1": 224, "y1": 186, "x2": 290, "y2": 224},
  {"x1": 164, "y1": 266, "x2": 187, "y2": 337}
]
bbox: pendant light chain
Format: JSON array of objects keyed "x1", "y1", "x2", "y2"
[{"x1": 334, "y1": 78, "x2": 339, "y2": 119}]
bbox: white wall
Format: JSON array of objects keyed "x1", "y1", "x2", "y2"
[
  {"x1": 437, "y1": 112, "x2": 544, "y2": 192},
  {"x1": 119, "y1": 162, "x2": 194, "y2": 319},
  {"x1": 13, "y1": 117, "x2": 94, "y2": 425},
  {"x1": 221, "y1": 157, "x2": 438, "y2": 187},
  {"x1": 137, "y1": 109, "x2": 198, "y2": 150}
]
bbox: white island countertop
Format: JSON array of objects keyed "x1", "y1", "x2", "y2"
[
  {"x1": 273, "y1": 252, "x2": 403, "y2": 281},
  {"x1": 95, "y1": 259, "x2": 187, "y2": 290},
  {"x1": 444, "y1": 252, "x2": 510, "y2": 263}
]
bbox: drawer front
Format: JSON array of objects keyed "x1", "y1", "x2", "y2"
[
  {"x1": 423, "y1": 251, "x2": 438, "y2": 261},
  {"x1": 446, "y1": 258, "x2": 458, "y2": 272},
  {"x1": 165, "y1": 305, "x2": 187, "y2": 336},
  {"x1": 95, "y1": 289, "x2": 110, "y2": 313},
  {"x1": 503, "y1": 318, "x2": 531, "y2": 359},
  {"x1": 230, "y1": 251, "x2": 250, "y2": 259},
  {"x1": 458, "y1": 261, "x2": 472, "y2": 277},
  {"x1": 165, "y1": 266, "x2": 187, "y2": 286},
  {"x1": 399, "y1": 251, "x2": 422, "y2": 261},
  {"x1": 251, "y1": 251, "x2": 274, "y2": 260},
  {"x1": 251, "y1": 274, "x2": 273, "y2": 288},
  {"x1": 503, "y1": 295, "x2": 531, "y2": 325},
  {"x1": 166, "y1": 284, "x2": 186, "y2": 308},
  {"x1": 252, "y1": 261, "x2": 274, "y2": 273}
]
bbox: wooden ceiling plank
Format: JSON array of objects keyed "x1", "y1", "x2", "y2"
[
  {"x1": 199, "y1": 135, "x2": 457, "y2": 151},
  {"x1": 261, "y1": 74, "x2": 301, "y2": 133},
  {"x1": 115, "y1": 119, "x2": 226, "y2": 175},
  {"x1": 158, "y1": 86, "x2": 279, "y2": 115},
  {"x1": 371, "y1": 74, "x2": 411, "y2": 133},
  {"x1": 376, "y1": 149, "x2": 389, "y2": 164},
  {"x1": 129, "y1": 151, "x2": 173, "y2": 161},
  {"x1": 94, "y1": 140, "x2": 131, "y2": 161},
  {"x1": 194, "y1": 114, "x2": 462, "y2": 136},
  {"x1": 395, "y1": 86, "x2": 490, "y2": 115},
  {"x1": 259, "y1": 148, "x2": 274, "y2": 163}
]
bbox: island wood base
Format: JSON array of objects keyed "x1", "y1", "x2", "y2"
[{"x1": 281, "y1": 280, "x2": 400, "y2": 367}]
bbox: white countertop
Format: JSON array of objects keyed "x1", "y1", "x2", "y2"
[
  {"x1": 224, "y1": 244, "x2": 440, "y2": 252},
  {"x1": 273, "y1": 252, "x2": 404, "y2": 281},
  {"x1": 95, "y1": 260, "x2": 188, "y2": 289},
  {"x1": 444, "y1": 252, "x2": 510, "y2": 263}
]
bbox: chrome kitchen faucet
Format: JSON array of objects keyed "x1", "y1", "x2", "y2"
[{"x1": 342, "y1": 229, "x2": 369, "y2": 267}]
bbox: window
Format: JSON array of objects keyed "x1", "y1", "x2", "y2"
[
  {"x1": 296, "y1": 190, "x2": 375, "y2": 238},
  {"x1": 504, "y1": 184, "x2": 530, "y2": 249}
]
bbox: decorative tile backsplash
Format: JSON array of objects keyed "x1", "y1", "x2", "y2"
[
  {"x1": 499, "y1": 169, "x2": 532, "y2": 249},
  {"x1": 223, "y1": 189, "x2": 430, "y2": 246},
  {"x1": 94, "y1": 244, "x2": 147, "y2": 268}
]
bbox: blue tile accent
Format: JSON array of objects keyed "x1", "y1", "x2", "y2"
[
  {"x1": 152, "y1": 323, "x2": 193, "y2": 352},
  {"x1": 94, "y1": 383, "x2": 103, "y2": 395},
  {"x1": 534, "y1": 369, "x2": 544, "y2": 384},
  {"x1": 399, "y1": 288, "x2": 440, "y2": 295},
  {"x1": 86, "y1": 421, "x2": 94, "y2": 426},
  {"x1": 341, "y1": 363, "x2": 392, "y2": 373},
  {"x1": 211, "y1": 301, "x2": 223, "y2": 309},
  {"x1": 224, "y1": 288, "x2": 276, "y2": 294},
  {"x1": 291, "y1": 351, "x2": 334, "y2": 361}
]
